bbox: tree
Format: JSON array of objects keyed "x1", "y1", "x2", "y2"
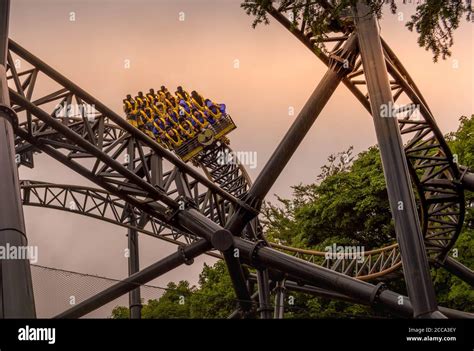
[
  {"x1": 262, "y1": 146, "x2": 394, "y2": 249},
  {"x1": 141, "y1": 281, "x2": 194, "y2": 319},
  {"x1": 189, "y1": 261, "x2": 237, "y2": 318},
  {"x1": 111, "y1": 281, "x2": 195, "y2": 319},
  {"x1": 433, "y1": 115, "x2": 474, "y2": 311},
  {"x1": 241, "y1": 0, "x2": 473, "y2": 62}
]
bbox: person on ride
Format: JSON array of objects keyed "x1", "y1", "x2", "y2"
[
  {"x1": 163, "y1": 114, "x2": 176, "y2": 129},
  {"x1": 136, "y1": 91, "x2": 148, "y2": 109},
  {"x1": 124, "y1": 99, "x2": 139, "y2": 127},
  {"x1": 177, "y1": 128, "x2": 190, "y2": 142},
  {"x1": 138, "y1": 109, "x2": 150, "y2": 129},
  {"x1": 154, "y1": 115, "x2": 166, "y2": 131},
  {"x1": 160, "y1": 86, "x2": 170, "y2": 96},
  {"x1": 206, "y1": 103, "x2": 222, "y2": 121},
  {"x1": 124, "y1": 94, "x2": 136, "y2": 108},
  {"x1": 152, "y1": 123, "x2": 163, "y2": 139},
  {"x1": 146, "y1": 89, "x2": 156, "y2": 105},
  {"x1": 143, "y1": 119, "x2": 155, "y2": 139},
  {"x1": 167, "y1": 107, "x2": 180, "y2": 126},
  {"x1": 205, "y1": 98, "x2": 226, "y2": 115},
  {"x1": 186, "y1": 116, "x2": 199, "y2": 132},
  {"x1": 179, "y1": 119, "x2": 195, "y2": 139},
  {"x1": 157, "y1": 89, "x2": 167, "y2": 101},
  {"x1": 175, "y1": 86, "x2": 190, "y2": 101},
  {"x1": 191, "y1": 109, "x2": 208, "y2": 129},
  {"x1": 123, "y1": 99, "x2": 132, "y2": 113},
  {"x1": 165, "y1": 128, "x2": 183, "y2": 149},
  {"x1": 153, "y1": 101, "x2": 167, "y2": 118},
  {"x1": 206, "y1": 112, "x2": 217, "y2": 126},
  {"x1": 190, "y1": 90, "x2": 205, "y2": 109},
  {"x1": 144, "y1": 106, "x2": 155, "y2": 121},
  {"x1": 179, "y1": 99, "x2": 192, "y2": 114},
  {"x1": 166, "y1": 95, "x2": 178, "y2": 110},
  {"x1": 157, "y1": 132, "x2": 170, "y2": 149}
]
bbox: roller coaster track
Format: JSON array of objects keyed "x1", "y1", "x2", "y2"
[
  {"x1": 8, "y1": 38, "x2": 260, "y2": 233},
  {"x1": 8, "y1": 37, "x2": 406, "y2": 280},
  {"x1": 15, "y1": 116, "x2": 403, "y2": 279},
  {"x1": 8, "y1": 13, "x2": 469, "y2": 281},
  {"x1": 264, "y1": 2, "x2": 466, "y2": 262},
  {"x1": 7, "y1": 3, "x2": 471, "y2": 287},
  {"x1": 19, "y1": 179, "x2": 403, "y2": 280}
]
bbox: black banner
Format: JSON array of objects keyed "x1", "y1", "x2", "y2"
[{"x1": 0, "y1": 319, "x2": 472, "y2": 350}]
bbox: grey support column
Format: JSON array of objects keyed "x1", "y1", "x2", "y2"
[
  {"x1": 226, "y1": 34, "x2": 359, "y2": 236},
  {"x1": 256, "y1": 268, "x2": 272, "y2": 319},
  {"x1": 127, "y1": 140, "x2": 141, "y2": 319},
  {"x1": 352, "y1": 1, "x2": 441, "y2": 318},
  {"x1": 273, "y1": 280, "x2": 285, "y2": 319},
  {"x1": 0, "y1": 0, "x2": 36, "y2": 318}
]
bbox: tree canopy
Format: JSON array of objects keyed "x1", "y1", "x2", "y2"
[{"x1": 241, "y1": 0, "x2": 473, "y2": 62}]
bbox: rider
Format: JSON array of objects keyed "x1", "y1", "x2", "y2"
[
  {"x1": 191, "y1": 109, "x2": 208, "y2": 129},
  {"x1": 167, "y1": 107, "x2": 180, "y2": 126},
  {"x1": 206, "y1": 111, "x2": 217, "y2": 126},
  {"x1": 175, "y1": 86, "x2": 190, "y2": 101},
  {"x1": 123, "y1": 98, "x2": 140, "y2": 128},
  {"x1": 206, "y1": 103, "x2": 222, "y2": 121},
  {"x1": 157, "y1": 131, "x2": 171, "y2": 149},
  {"x1": 205, "y1": 98, "x2": 226, "y2": 114},
  {"x1": 146, "y1": 89, "x2": 157, "y2": 105},
  {"x1": 165, "y1": 128, "x2": 183, "y2": 149},
  {"x1": 154, "y1": 115, "x2": 166, "y2": 132},
  {"x1": 165, "y1": 95, "x2": 179, "y2": 111},
  {"x1": 153, "y1": 101, "x2": 167, "y2": 118},
  {"x1": 191, "y1": 90, "x2": 205, "y2": 110},
  {"x1": 178, "y1": 119, "x2": 196, "y2": 139},
  {"x1": 135, "y1": 91, "x2": 148, "y2": 109}
]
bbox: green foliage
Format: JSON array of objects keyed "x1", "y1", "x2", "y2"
[
  {"x1": 142, "y1": 281, "x2": 194, "y2": 319},
  {"x1": 110, "y1": 262, "x2": 236, "y2": 319},
  {"x1": 262, "y1": 146, "x2": 394, "y2": 249},
  {"x1": 431, "y1": 229, "x2": 474, "y2": 311},
  {"x1": 241, "y1": 0, "x2": 473, "y2": 61},
  {"x1": 406, "y1": 0, "x2": 472, "y2": 62},
  {"x1": 110, "y1": 306, "x2": 129, "y2": 319},
  {"x1": 434, "y1": 115, "x2": 474, "y2": 312},
  {"x1": 189, "y1": 261, "x2": 237, "y2": 318},
  {"x1": 447, "y1": 115, "x2": 474, "y2": 167},
  {"x1": 447, "y1": 115, "x2": 474, "y2": 227}
]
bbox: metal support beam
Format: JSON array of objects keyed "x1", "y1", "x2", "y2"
[
  {"x1": 238, "y1": 240, "x2": 379, "y2": 304},
  {"x1": 256, "y1": 268, "x2": 272, "y2": 319},
  {"x1": 55, "y1": 239, "x2": 210, "y2": 318},
  {"x1": 8, "y1": 39, "x2": 253, "y2": 214},
  {"x1": 175, "y1": 208, "x2": 253, "y2": 313},
  {"x1": 234, "y1": 238, "x2": 472, "y2": 319},
  {"x1": 127, "y1": 140, "x2": 141, "y2": 319},
  {"x1": 0, "y1": 0, "x2": 36, "y2": 318},
  {"x1": 352, "y1": 1, "x2": 441, "y2": 318},
  {"x1": 441, "y1": 257, "x2": 474, "y2": 287},
  {"x1": 227, "y1": 291, "x2": 259, "y2": 319},
  {"x1": 219, "y1": 33, "x2": 358, "y2": 315},
  {"x1": 273, "y1": 280, "x2": 285, "y2": 319},
  {"x1": 282, "y1": 279, "x2": 473, "y2": 319},
  {"x1": 460, "y1": 168, "x2": 474, "y2": 192},
  {"x1": 226, "y1": 34, "x2": 358, "y2": 236}
]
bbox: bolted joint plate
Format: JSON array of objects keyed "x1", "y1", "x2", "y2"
[
  {"x1": 211, "y1": 229, "x2": 234, "y2": 252},
  {"x1": 0, "y1": 103, "x2": 18, "y2": 129}
]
